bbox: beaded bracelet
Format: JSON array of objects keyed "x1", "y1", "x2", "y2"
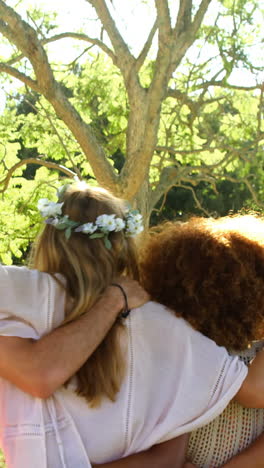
[{"x1": 111, "y1": 283, "x2": 131, "y2": 318}]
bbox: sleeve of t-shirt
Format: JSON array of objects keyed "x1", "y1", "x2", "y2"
[
  {"x1": 124, "y1": 301, "x2": 248, "y2": 454},
  {"x1": 0, "y1": 264, "x2": 65, "y2": 338}
]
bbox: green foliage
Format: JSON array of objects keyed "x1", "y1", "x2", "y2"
[
  {"x1": 0, "y1": 0, "x2": 263, "y2": 263},
  {"x1": 0, "y1": 450, "x2": 5, "y2": 467},
  {"x1": 0, "y1": 127, "x2": 65, "y2": 264},
  {"x1": 70, "y1": 54, "x2": 128, "y2": 157}
]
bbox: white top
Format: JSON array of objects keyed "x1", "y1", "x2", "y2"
[{"x1": 0, "y1": 264, "x2": 248, "y2": 467}]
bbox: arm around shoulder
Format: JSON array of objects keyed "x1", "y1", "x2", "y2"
[
  {"x1": 234, "y1": 348, "x2": 264, "y2": 408},
  {"x1": 0, "y1": 280, "x2": 149, "y2": 398},
  {"x1": 93, "y1": 435, "x2": 190, "y2": 468},
  {"x1": 0, "y1": 288, "x2": 124, "y2": 398}
]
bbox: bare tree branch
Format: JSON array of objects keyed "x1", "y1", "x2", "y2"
[
  {"x1": 0, "y1": 63, "x2": 39, "y2": 91},
  {"x1": 170, "y1": 0, "x2": 213, "y2": 74},
  {"x1": 86, "y1": 0, "x2": 135, "y2": 82},
  {"x1": 6, "y1": 32, "x2": 117, "y2": 66},
  {"x1": 0, "y1": 2, "x2": 56, "y2": 92},
  {"x1": 167, "y1": 87, "x2": 225, "y2": 110},
  {"x1": 195, "y1": 79, "x2": 263, "y2": 91},
  {"x1": 221, "y1": 175, "x2": 264, "y2": 208},
  {"x1": 0, "y1": 17, "x2": 20, "y2": 47},
  {"x1": 135, "y1": 18, "x2": 158, "y2": 72},
  {"x1": 0, "y1": 158, "x2": 76, "y2": 194},
  {"x1": 191, "y1": 0, "x2": 212, "y2": 35},
  {"x1": 256, "y1": 87, "x2": 263, "y2": 138},
  {"x1": 174, "y1": 0, "x2": 192, "y2": 35},
  {"x1": 46, "y1": 32, "x2": 116, "y2": 61},
  {"x1": 155, "y1": 145, "x2": 213, "y2": 156},
  {"x1": 155, "y1": 0, "x2": 172, "y2": 43}
]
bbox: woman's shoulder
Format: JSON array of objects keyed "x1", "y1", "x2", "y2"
[
  {"x1": 0, "y1": 263, "x2": 51, "y2": 284},
  {"x1": 0, "y1": 264, "x2": 65, "y2": 334},
  {"x1": 129, "y1": 300, "x2": 247, "y2": 378},
  {"x1": 131, "y1": 300, "x2": 201, "y2": 340}
]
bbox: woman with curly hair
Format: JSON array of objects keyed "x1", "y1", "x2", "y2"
[{"x1": 140, "y1": 214, "x2": 264, "y2": 467}]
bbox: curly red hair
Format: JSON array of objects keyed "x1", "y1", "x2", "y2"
[{"x1": 140, "y1": 215, "x2": 264, "y2": 350}]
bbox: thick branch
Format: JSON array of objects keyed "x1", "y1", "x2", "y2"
[
  {"x1": 0, "y1": 1, "x2": 118, "y2": 191},
  {"x1": 170, "y1": 0, "x2": 213, "y2": 74},
  {"x1": 149, "y1": 163, "x2": 216, "y2": 212},
  {"x1": 47, "y1": 83, "x2": 119, "y2": 191},
  {"x1": 191, "y1": 0, "x2": 212, "y2": 35},
  {"x1": 0, "y1": 63, "x2": 39, "y2": 91},
  {"x1": 150, "y1": 165, "x2": 192, "y2": 210},
  {"x1": 0, "y1": 158, "x2": 76, "y2": 194},
  {"x1": 125, "y1": 2, "x2": 175, "y2": 191},
  {"x1": 87, "y1": 0, "x2": 135, "y2": 82},
  {"x1": 155, "y1": 0, "x2": 172, "y2": 43},
  {"x1": 174, "y1": 0, "x2": 192, "y2": 35},
  {"x1": 135, "y1": 18, "x2": 158, "y2": 72},
  {"x1": 0, "y1": 1, "x2": 55, "y2": 92},
  {"x1": 0, "y1": 18, "x2": 12, "y2": 38}
]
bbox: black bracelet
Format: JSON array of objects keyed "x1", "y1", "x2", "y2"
[{"x1": 111, "y1": 283, "x2": 131, "y2": 319}]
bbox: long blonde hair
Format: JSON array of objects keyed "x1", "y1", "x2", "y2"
[{"x1": 30, "y1": 183, "x2": 139, "y2": 406}]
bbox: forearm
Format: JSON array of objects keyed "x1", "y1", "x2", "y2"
[
  {"x1": 235, "y1": 349, "x2": 264, "y2": 408},
  {"x1": 93, "y1": 451, "x2": 167, "y2": 468},
  {"x1": 220, "y1": 432, "x2": 264, "y2": 467},
  {"x1": 0, "y1": 287, "x2": 124, "y2": 398},
  {"x1": 93, "y1": 435, "x2": 190, "y2": 468},
  {"x1": 38, "y1": 288, "x2": 124, "y2": 394}
]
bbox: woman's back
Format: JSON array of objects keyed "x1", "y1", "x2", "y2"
[{"x1": 57, "y1": 301, "x2": 247, "y2": 465}]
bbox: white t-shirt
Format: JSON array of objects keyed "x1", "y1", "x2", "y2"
[
  {"x1": 58, "y1": 302, "x2": 248, "y2": 464},
  {"x1": 0, "y1": 265, "x2": 248, "y2": 467}
]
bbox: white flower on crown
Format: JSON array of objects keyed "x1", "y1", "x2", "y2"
[
  {"x1": 96, "y1": 214, "x2": 117, "y2": 232},
  {"x1": 114, "y1": 218, "x2": 126, "y2": 231},
  {"x1": 76, "y1": 222, "x2": 97, "y2": 234},
  {"x1": 38, "y1": 198, "x2": 63, "y2": 218},
  {"x1": 131, "y1": 213, "x2": 143, "y2": 223},
  {"x1": 37, "y1": 190, "x2": 144, "y2": 243},
  {"x1": 46, "y1": 217, "x2": 59, "y2": 226},
  {"x1": 126, "y1": 222, "x2": 144, "y2": 236},
  {"x1": 125, "y1": 211, "x2": 144, "y2": 235}
]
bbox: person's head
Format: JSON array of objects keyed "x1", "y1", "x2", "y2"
[
  {"x1": 31, "y1": 182, "x2": 142, "y2": 406},
  {"x1": 32, "y1": 183, "x2": 139, "y2": 317},
  {"x1": 140, "y1": 215, "x2": 264, "y2": 351}
]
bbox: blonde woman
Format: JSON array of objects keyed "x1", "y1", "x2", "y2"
[{"x1": 1, "y1": 184, "x2": 264, "y2": 467}]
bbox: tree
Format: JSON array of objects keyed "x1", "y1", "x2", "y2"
[{"x1": 0, "y1": 0, "x2": 263, "y2": 229}]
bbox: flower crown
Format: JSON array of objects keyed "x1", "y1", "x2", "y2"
[{"x1": 37, "y1": 197, "x2": 144, "y2": 249}]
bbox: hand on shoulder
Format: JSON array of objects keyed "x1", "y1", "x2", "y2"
[{"x1": 111, "y1": 277, "x2": 150, "y2": 310}]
